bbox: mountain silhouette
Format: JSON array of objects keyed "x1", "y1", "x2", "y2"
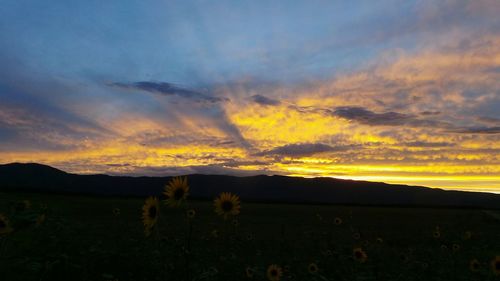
[{"x1": 1, "y1": 163, "x2": 499, "y2": 208}]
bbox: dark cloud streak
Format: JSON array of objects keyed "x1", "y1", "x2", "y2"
[
  {"x1": 111, "y1": 81, "x2": 228, "y2": 103},
  {"x1": 251, "y1": 94, "x2": 281, "y2": 106},
  {"x1": 255, "y1": 142, "x2": 358, "y2": 157}
]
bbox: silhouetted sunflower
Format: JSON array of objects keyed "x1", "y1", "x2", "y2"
[
  {"x1": 0, "y1": 214, "x2": 13, "y2": 235},
  {"x1": 164, "y1": 177, "x2": 189, "y2": 207},
  {"x1": 36, "y1": 214, "x2": 46, "y2": 226},
  {"x1": 469, "y1": 259, "x2": 480, "y2": 272},
  {"x1": 245, "y1": 266, "x2": 254, "y2": 278},
  {"x1": 308, "y1": 263, "x2": 319, "y2": 274},
  {"x1": 334, "y1": 217, "x2": 342, "y2": 225},
  {"x1": 267, "y1": 264, "x2": 283, "y2": 281},
  {"x1": 142, "y1": 197, "x2": 159, "y2": 229},
  {"x1": 15, "y1": 200, "x2": 31, "y2": 212},
  {"x1": 492, "y1": 256, "x2": 500, "y2": 276},
  {"x1": 214, "y1": 192, "x2": 241, "y2": 219},
  {"x1": 400, "y1": 254, "x2": 409, "y2": 263},
  {"x1": 352, "y1": 232, "x2": 361, "y2": 240},
  {"x1": 353, "y1": 247, "x2": 368, "y2": 263},
  {"x1": 246, "y1": 233, "x2": 254, "y2": 241},
  {"x1": 464, "y1": 231, "x2": 472, "y2": 240},
  {"x1": 186, "y1": 209, "x2": 196, "y2": 219}
]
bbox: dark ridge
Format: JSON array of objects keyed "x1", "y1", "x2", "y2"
[{"x1": 0, "y1": 163, "x2": 499, "y2": 209}]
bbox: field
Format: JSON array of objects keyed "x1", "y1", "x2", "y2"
[{"x1": 1, "y1": 191, "x2": 499, "y2": 281}]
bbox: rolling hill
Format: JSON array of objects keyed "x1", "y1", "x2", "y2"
[{"x1": 1, "y1": 163, "x2": 499, "y2": 208}]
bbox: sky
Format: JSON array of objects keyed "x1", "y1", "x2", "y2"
[{"x1": 0, "y1": 0, "x2": 499, "y2": 193}]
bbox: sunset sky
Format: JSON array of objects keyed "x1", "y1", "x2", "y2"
[{"x1": 1, "y1": 0, "x2": 499, "y2": 193}]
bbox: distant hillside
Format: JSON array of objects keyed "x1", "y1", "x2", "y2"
[{"x1": 1, "y1": 163, "x2": 499, "y2": 209}]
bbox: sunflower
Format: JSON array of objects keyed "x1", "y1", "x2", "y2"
[
  {"x1": 15, "y1": 200, "x2": 31, "y2": 212},
  {"x1": 163, "y1": 177, "x2": 189, "y2": 207},
  {"x1": 400, "y1": 254, "x2": 409, "y2": 263},
  {"x1": 452, "y1": 244, "x2": 460, "y2": 252},
  {"x1": 214, "y1": 192, "x2": 241, "y2": 219},
  {"x1": 464, "y1": 231, "x2": 472, "y2": 240},
  {"x1": 308, "y1": 263, "x2": 319, "y2": 274},
  {"x1": 36, "y1": 214, "x2": 46, "y2": 226},
  {"x1": 353, "y1": 247, "x2": 368, "y2": 263},
  {"x1": 186, "y1": 209, "x2": 196, "y2": 219},
  {"x1": 245, "y1": 266, "x2": 254, "y2": 278},
  {"x1": 334, "y1": 217, "x2": 342, "y2": 225},
  {"x1": 492, "y1": 256, "x2": 500, "y2": 276},
  {"x1": 232, "y1": 218, "x2": 240, "y2": 227},
  {"x1": 352, "y1": 232, "x2": 361, "y2": 240},
  {"x1": 113, "y1": 208, "x2": 121, "y2": 216},
  {"x1": 142, "y1": 197, "x2": 159, "y2": 229},
  {"x1": 246, "y1": 233, "x2": 254, "y2": 241},
  {"x1": 267, "y1": 264, "x2": 283, "y2": 281},
  {"x1": 0, "y1": 214, "x2": 13, "y2": 235},
  {"x1": 469, "y1": 259, "x2": 480, "y2": 272},
  {"x1": 433, "y1": 229, "x2": 441, "y2": 239}
]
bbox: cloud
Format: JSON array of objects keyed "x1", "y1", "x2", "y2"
[
  {"x1": 477, "y1": 116, "x2": 500, "y2": 125},
  {"x1": 403, "y1": 141, "x2": 455, "y2": 148},
  {"x1": 329, "y1": 106, "x2": 451, "y2": 129},
  {"x1": 331, "y1": 106, "x2": 413, "y2": 126},
  {"x1": 251, "y1": 94, "x2": 281, "y2": 106},
  {"x1": 111, "y1": 81, "x2": 228, "y2": 103},
  {"x1": 448, "y1": 126, "x2": 500, "y2": 134},
  {"x1": 420, "y1": 111, "x2": 441, "y2": 116},
  {"x1": 255, "y1": 143, "x2": 356, "y2": 157}
]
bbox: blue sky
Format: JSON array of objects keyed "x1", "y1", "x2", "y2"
[
  {"x1": 1, "y1": 0, "x2": 499, "y2": 192},
  {"x1": 1, "y1": 0, "x2": 429, "y2": 84}
]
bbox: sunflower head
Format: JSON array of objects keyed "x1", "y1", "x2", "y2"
[
  {"x1": 163, "y1": 177, "x2": 189, "y2": 207},
  {"x1": 186, "y1": 209, "x2": 196, "y2": 219},
  {"x1": 352, "y1": 232, "x2": 361, "y2": 240},
  {"x1": 353, "y1": 247, "x2": 368, "y2": 263},
  {"x1": 492, "y1": 256, "x2": 500, "y2": 276},
  {"x1": 452, "y1": 244, "x2": 460, "y2": 252},
  {"x1": 334, "y1": 217, "x2": 342, "y2": 225},
  {"x1": 142, "y1": 197, "x2": 159, "y2": 229},
  {"x1": 308, "y1": 263, "x2": 319, "y2": 274},
  {"x1": 113, "y1": 208, "x2": 121, "y2": 216},
  {"x1": 400, "y1": 254, "x2": 409, "y2": 263},
  {"x1": 0, "y1": 214, "x2": 13, "y2": 235},
  {"x1": 15, "y1": 200, "x2": 31, "y2": 212},
  {"x1": 36, "y1": 214, "x2": 46, "y2": 226},
  {"x1": 214, "y1": 192, "x2": 241, "y2": 219},
  {"x1": 469, "y1": 259, "x2": 480, "y2": 272},
  {"x1": 267, "y1": 264, "x2": 283, "y2": 281},
  {"x1": 232, "y1": 218, "x2": 240, "y2": 227},
  {"x1": 464, "y1": 231, "x2": 472, "y2": 240},
  {"x1": 246, "y1": 233, "x2": 254, "y2": 241},
  {"x1": 433, "y1": 230, "x2": 441, "y2": 239},
  {"x1": 245, "y1": 266, "x2": 254, "y2": 278}
]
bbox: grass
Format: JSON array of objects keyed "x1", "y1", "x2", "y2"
[{"x1": 1, "y1": 191, "x2": 499, "y2": 281}]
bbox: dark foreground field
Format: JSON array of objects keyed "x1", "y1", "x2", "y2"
[{"x1": 1, "y1": 191, "x2": 499, "y2": 281}]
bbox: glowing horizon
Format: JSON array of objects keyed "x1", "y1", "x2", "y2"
[{"x1": 1, "y1": 0, "x2": 499, "y2": 193}]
